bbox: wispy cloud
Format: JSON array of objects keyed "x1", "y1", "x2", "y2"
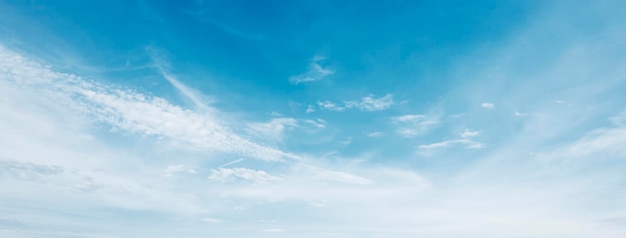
[
  {"x1": 318, "y1": 100, "x2": 346, "y2": 111},
  {"x1": 289, "y1": 55, "x2": 334, "y2": 84},
  {"x1": 318, "y1": 94, "x2": 394, "y2": 112},
  {"x1": 296, "y1": 165, "x2": 371, "y2": 185},
  {"x1": 610, "y1": 112, "x2": 626, "y2": 125},
  {"x1": 220, "y1": 158, "x2": 245, "y2": 168},
  {"x1": 208, "y1": 168, "x2": 284, "y2": 184},
  {"x1": 149, "y1": 49, "x2": 214, "y2": 112},
  {"x1": 0, "y1": 45, "x2": 288, "y2": 161},
  {"x1": 303, "y1": 119, "x2": 327, "y2": 129},
  {"x1": 460, "y1": 128, "x2": 480, "y2": 138},
  {"x1": 246, "y1": 117, "x2": 298, "y2": 142},
  {"x1": 245, "y1": 117, "x2": 327, "y2": 144},
  {"x1": 417, "y1": 139, "x2": 485, "y2": 150},
  {"x1": 305, "y1": 105, "x2": 316, "y2": 113},
  {"x1": 367, "y1": 132, "x2": 384, "y2": 137},
  {"x1": 391, "y1": 114, "x2": 439, "y2": 137},
  {"x1": 418, "y1": 128, "x2": 484, "y2": 152},
  {"x1": 345, "y1": 94, "x2": 394, "y2": 111}
]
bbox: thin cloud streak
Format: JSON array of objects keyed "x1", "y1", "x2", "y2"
[
  {"x1": 290, "y1": 55, "x2": 334, "y2": 84},
  {"x1": 318, "y1": 94, "x2": 395, "y2": 112},
  {"x1": 0, "y1": 45, "x2": 287, "y2": 161}
]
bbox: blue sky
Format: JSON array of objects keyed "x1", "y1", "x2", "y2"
[{"x1": 1, "y1": 0, "x2": 626, "y2": 237}]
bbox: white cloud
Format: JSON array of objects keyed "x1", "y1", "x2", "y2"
[
  {"x1": 460, "y1": 128, "x2": 480, "y2": 138},
  {"x1": 220, "y1": 158, "x2": 245, "y2": 168},
  {"x1": 318, "y1": 100, "x2": 346, "y2": 111},
  {"x1": 367, "y1": 132, "x2": 383, "y2": 137},
  {"x1": 305, "y1": 105, "x2": 316, "y2": 113},
  {"x1": 0, "y1": 45, "x2": 287, "y2": 161},
  {"x1": 465, "y1": 142, "x2": 486, "y2": 149},
  {"x1": 544, "y1": 126, "x2": 626, "y2": 158},
  {"x1": 303, "y1": 119, "x2": 327, "y2": 129},
  {"x1": 345, "y1": 94, "x2": 394, "y2": 111},
  {"x1": 213, "y1": 164, "x2": 429, "y2": 207},
  {"x1": 149, "y1": 48, "x2": 214, "y2": 112},
  {"x1": 246, "y1": 118, "x2": 327, "y2": 143},
  {"x1": 318, "y1": 94, "x2": 394, "y2": 112},
  {"x1": 394, "y1": 114, "x2": 425, "y2": 122},
  {"x1": 391, "y1": 114, "x2": 440, "y2": 137},
  {"x1": 289, "y1": 55, "x2": 334, "y2": 84},
  {"x1": 208, "y1": 168, "x2": 284, "y2": 184},
  {"x1": 417, "y1": 139, "x2": 485, "y2": 150},
  {"x1": 515, "y1": 111, "x2": 528, "y2": 117},
  {"x1": 481, "y1": 102, "x2": 495, "y2": 109},
  {"x1": 0, "y1": 100, "x2": 207, "y2": 214},
  {"x1": 340, "y1": 136, "x2": 352, "y2": 145},
  {"x1": 417, "y1": 139, "x2": 461, "y2": 149},
  {"x1": 246, "y1": 117, "x2": 298, "y2": 142}
]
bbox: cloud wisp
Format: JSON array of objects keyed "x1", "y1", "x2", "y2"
[
  {"x1": 0, "y1": 45, "x2": 288, "y2": 161},
  {"x1": 417, "y1": 139, "x2": 485, "y2": 150},
  {"x1": 317, "y1": 94, "x2": 394, "y2": 112},
  {"x1": 208, "y1": 167, "x2": 284, "y2": 184},
  {"x1": 289, "y1": 55, "x2": 334, "y2": 84},
  {"x1": 391, "y1": 114, "x2": 440, "y2": 137}
]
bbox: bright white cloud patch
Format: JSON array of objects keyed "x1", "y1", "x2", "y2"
[{"x1": 481, "y1": 102, "x2": 494, "y2": 109}]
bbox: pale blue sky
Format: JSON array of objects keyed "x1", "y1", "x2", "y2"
[{"x1": 1, "y1": 0, "x2": 626, "y2": 237}]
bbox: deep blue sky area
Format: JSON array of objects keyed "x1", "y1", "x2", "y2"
[{"x1": 5, "y1": 0, "x2": 532, "y2": 105}]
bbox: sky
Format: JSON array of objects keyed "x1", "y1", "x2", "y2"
[{"x1": 1, "y1": 0, "x2": 626, "y2": 237}]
